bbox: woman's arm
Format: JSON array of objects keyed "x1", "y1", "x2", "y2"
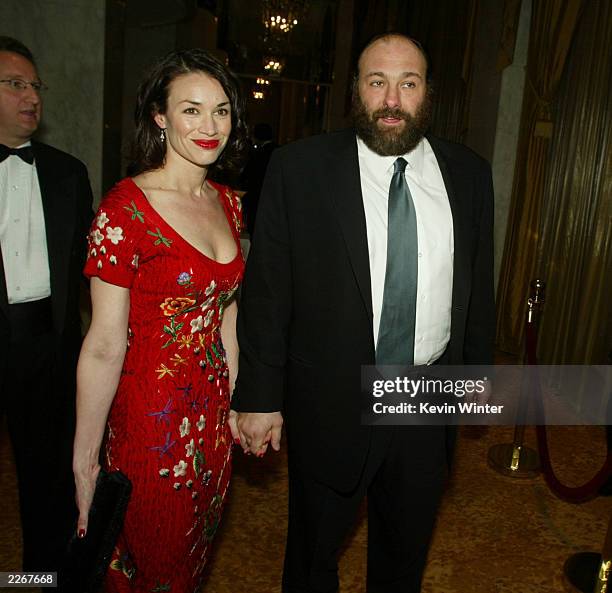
[
  {"x1": 220, "y1": 299, "x2": 242, "y2": 444},
  {"x1": 73, "y1": 277, "x2": 130, "y2": 536}
]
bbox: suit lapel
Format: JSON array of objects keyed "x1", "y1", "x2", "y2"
[
  {"x1": 33, "y1": 142, "x2": 68, "y2": 332},
  {"x1": 326, "y1": 131, "x2": 373, "y2": 320}
]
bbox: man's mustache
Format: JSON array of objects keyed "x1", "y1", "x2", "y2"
[{"x1": 372, "y1": 107, "x2": 409, "y2": 120}]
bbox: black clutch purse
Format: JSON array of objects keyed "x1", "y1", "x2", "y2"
[{"x1": 60, "y1": 470, "x2": 132, "y2": 593}]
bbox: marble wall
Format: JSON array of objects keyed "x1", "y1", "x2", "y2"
[
  {"x1": 0, "y1": 0, "x2": 105, "y2": 202},
  {"x1": 491, "y1": 0, "x2": 532, "y2": 292}
]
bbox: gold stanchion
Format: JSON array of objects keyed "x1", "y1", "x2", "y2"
[
  {"x1": 487, "y1": 279, "x2": 545, "y2": 478},
  {"x1": 564, "y1": 515, "x2": 612, "y2": 592}
]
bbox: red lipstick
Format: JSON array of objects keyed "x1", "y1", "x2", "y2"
[{"x1": 193, "y1": 139, "x2": 220, "y2": 149}]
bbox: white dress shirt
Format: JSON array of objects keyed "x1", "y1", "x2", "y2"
[
  {"x1": 357, "y1": 136, "x2": 454, "y2": 365},
  {"x1": 0, "y1": 142, "x2": 51, "y2": 303}
]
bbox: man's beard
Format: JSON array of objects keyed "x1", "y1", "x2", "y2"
[{"x1": 351, "y1": 87, "x2": 433, "y2": 156}]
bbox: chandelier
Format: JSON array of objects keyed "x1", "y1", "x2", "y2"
[
  {"x1": 263, "y1": 56, "x2": 285, "y2": 75},
  {"x1": 262, "y1": 0, "x2": 307, "y2": 39},
  {"x1": 252, "y1": 77, "x2": 271, "y2": 100}
]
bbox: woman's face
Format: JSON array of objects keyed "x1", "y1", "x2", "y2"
[{"x1": 154, "y1": 71, "x2": 232, "y2": 169}]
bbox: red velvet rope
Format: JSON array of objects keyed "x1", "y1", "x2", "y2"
[{"x1": 527, "y1": 321, "x2": 612, "y2": 503}]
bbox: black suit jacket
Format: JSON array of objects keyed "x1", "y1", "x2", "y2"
[
  {"x1": 233, "y1": 129, "x2": 494, "y2": 491},
  {"x1": 0, "y1": 141, "x2": 93, "y2": 376}
]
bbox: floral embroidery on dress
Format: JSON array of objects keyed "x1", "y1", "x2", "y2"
[
  {"x1": 91, "y1": 229, "x2": 104, "y2": 246},
  {"x1": 179, "y1": 417, "x2": 191, "y2": 437},
  {"x1": 155, "y1": 364, "x2": 176, "y2": 379},
  {"x1": 173, "y1": 460, "x2": 188, "y2": 477},
  {"x1": 147, "y1": 227, "x2": 172, "y2": 247},
  {"x1": 147, "y1": 399, "x2": 174, "y2": 425},
  {"x1": 106, "y1": 226, "x2": 124, "y2": 244},
  {"x1": 148, "y1": 432, "x2": 176, "y2": 459},
  {"x1": 124, "y1": 200, "x2": 144, "y2": 223},
  {"x1": 110, "y1": 547, "x2": 136, "y2": 581},
  {"x1": 160, "y1": 297, "x2": 197, "y2": 317},
  {"x1": 200, "y1": 296, "x2": 214, "y2": 311},
  {"x1": 177, "y1": 271, "x2": 192, "y2": 286},
  {"x1": 86, "y1": 197, "x2": 144, "y2": 274},
  {"x1": 204, "y1": 280, "x2": 216, "y2": 296},
  {"x1": 97, "y1": 211, "x2": 110, "y2": 228},
  {"x1": 190, "y1": 315, "x2": 204, "y2": 333},
  {"x1": 170, "y1": 353, "x2": 188, "y2": 366},
  {"x1": 178, "y1": 334, "x2": 193, "y2": 349}
]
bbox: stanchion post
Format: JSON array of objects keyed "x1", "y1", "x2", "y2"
[
  {"x1": 564, "y1": 514, "x2": 612, "y2": 592},
  {"x1": 487, "y1": 279, "x2": 545, "y2": 478}
]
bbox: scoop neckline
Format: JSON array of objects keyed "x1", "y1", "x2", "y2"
[{"x1": 125, "y1": 177, "x2": 241, "y2": 267}]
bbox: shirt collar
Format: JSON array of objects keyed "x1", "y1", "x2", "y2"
[{"x1": 356, "y1": 135, "x2": 425, "y2": 178}]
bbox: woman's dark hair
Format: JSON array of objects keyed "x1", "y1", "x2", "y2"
[{"x1": 129, "y1": 48, "x2": 248, "y2": 177}]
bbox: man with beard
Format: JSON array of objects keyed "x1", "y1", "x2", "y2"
[{"x1": 233, "y1": 33, "x2": 494, "y2": 592}]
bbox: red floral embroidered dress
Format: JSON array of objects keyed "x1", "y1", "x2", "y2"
[{"x1": 83, "y1": 178, "x2": 244, "y2": 593}]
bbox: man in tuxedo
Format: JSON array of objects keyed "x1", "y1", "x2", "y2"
[
  {"x1": 233, "y1": 33, "x2": 494, "y2": 592},
  {"x1": 0, "y1": 37, "x2": 93, "y2": 572}
]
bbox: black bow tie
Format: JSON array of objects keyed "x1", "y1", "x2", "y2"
[{"x1": 0, "y1": 144, "x2": 35, "y2": 164}]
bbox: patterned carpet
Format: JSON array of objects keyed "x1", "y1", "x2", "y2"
[{"x1": 1, "y1": 418, "x2": 609, "y2": 593}]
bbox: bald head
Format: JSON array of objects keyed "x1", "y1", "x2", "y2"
[{"x1": 357, "y1": 34, "x2": 429, "y2": 84}]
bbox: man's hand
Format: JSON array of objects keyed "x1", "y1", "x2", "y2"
[
  {"x1": 228, "y1": 409, "x2": 240, "y2": 443},
  {"x1": 236, "y1": 411, "x2": 283, "y2": 456}
]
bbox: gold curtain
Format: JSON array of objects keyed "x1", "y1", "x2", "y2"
[
  {"x1": 496, "y1": 0, "x2": 522, "y2": 71},
  {"x1": 495, "y1": 0, "x2": 584, "y2": 354},
  {"x1": 535, "y1": 0, "x2": 612, "y2": 364}
]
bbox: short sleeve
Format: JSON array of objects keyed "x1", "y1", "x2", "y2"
[{"x1": 83, "y1": 188, "x2": 144, "y2": 288}]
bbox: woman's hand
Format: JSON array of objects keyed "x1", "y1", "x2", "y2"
[{"x1": 73, "y1": 459, "x2": 101, "y2": 538}]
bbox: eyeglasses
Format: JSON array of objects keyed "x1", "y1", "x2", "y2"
[{"x1": 0, "y1": 79, "x2": 48, "y2": 92}]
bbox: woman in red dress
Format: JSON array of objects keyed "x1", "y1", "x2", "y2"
[{"x1": 73, "y1": 49, "x2": 248, "y2": 592}]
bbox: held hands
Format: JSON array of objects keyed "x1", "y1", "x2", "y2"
[
  {"x1": 234, "y1": 411, "x2": 283, "y2": 457},
  {"x1": 73, "y1": 458, "x2": 101, "y2": 538}
]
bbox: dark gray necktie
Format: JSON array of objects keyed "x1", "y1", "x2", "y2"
[{"x1": 376, "y1": 157, "x2": 418, "y2": 365}]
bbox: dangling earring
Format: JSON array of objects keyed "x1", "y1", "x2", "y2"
[{"x1": 160, "y1": 129, "x2": 166, "y2": 143}]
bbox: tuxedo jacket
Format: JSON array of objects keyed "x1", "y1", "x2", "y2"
[
  {"x1": 0, "y1": 141, "x2": 93, "y2": 377},
  {"x1": 233, "y1": 129, "x2": 494, "y2": 491}
]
